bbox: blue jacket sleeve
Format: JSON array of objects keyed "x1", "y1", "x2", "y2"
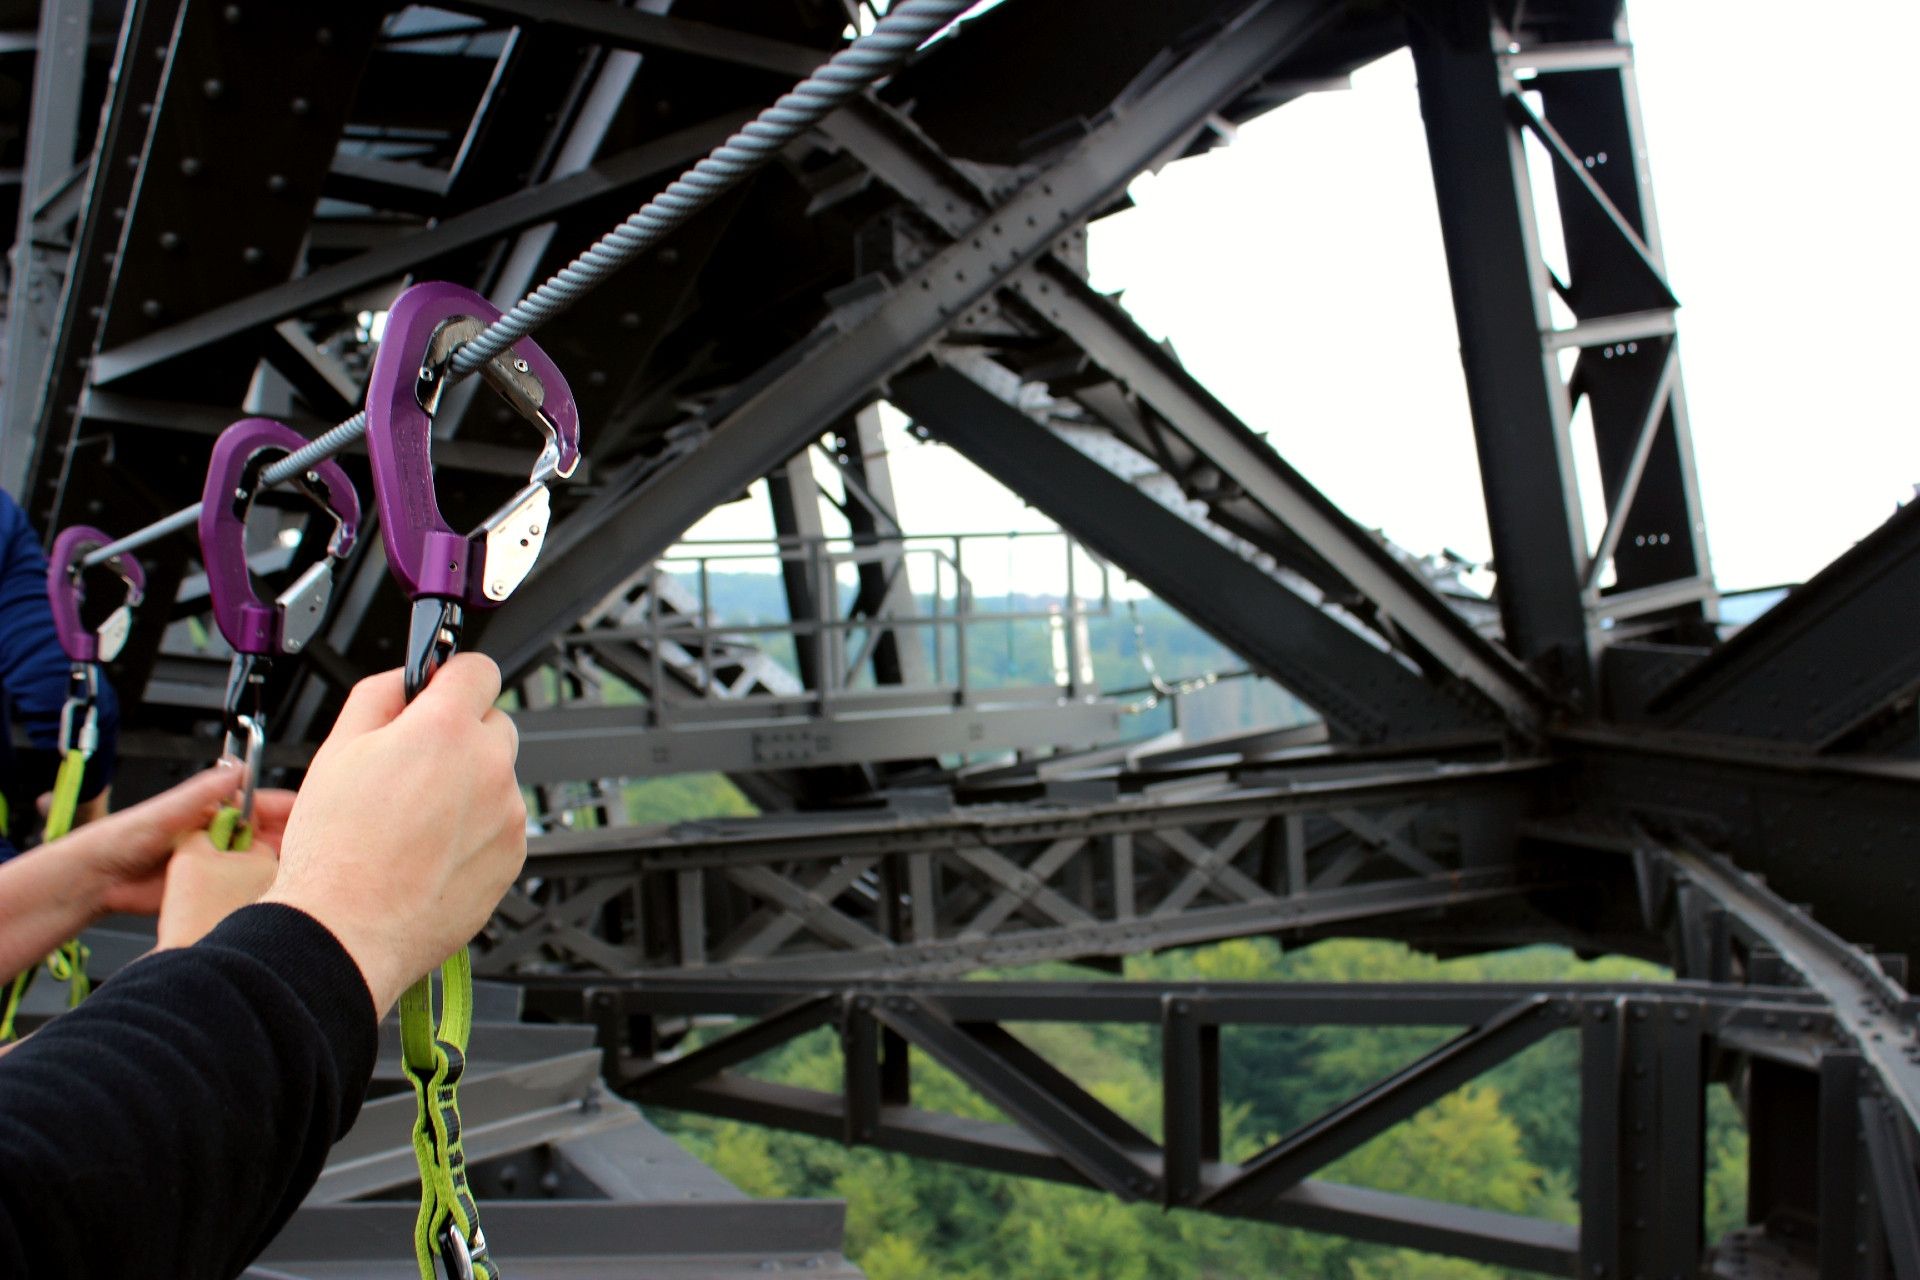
[{"x1": 0, "y1": 492, "x2": 121, "y2": 799}]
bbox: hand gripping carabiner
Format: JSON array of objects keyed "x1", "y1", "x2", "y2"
[
  {"x1": 198, "y1": 417, "x2": 362, "y2": 824},
  {"x1": 364, "y1": 282, "x2": 579, "y2": 700},
  {"x1": 367, "y1": 284, "x2": 576, "y2": 1280},
  {"x1": 47, "y1": 526, "x2": 146, "y2": 756}
]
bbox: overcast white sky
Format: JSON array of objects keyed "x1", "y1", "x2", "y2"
[{"x1": 688, "y1": 2, "x2": 1920, "y2": 599}]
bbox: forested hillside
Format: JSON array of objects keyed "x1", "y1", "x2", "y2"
[{"x1": 653, "y1": 938, "x2": 1748, "y2": 1279}]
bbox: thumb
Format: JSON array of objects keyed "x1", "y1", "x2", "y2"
[
  {"x1": 323, "y1": 669, "x2": 408, "y2": 745},
  {"x1": 406, "y1": 652, "x2": 503, "y2": 721},
  {"x1": 117, "y1": 765, "x2": 245, "y2": 833}
]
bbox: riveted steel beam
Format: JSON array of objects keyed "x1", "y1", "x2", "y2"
[{"x1": 475, "y1": 0, "x2": 1347, "y2": 681}]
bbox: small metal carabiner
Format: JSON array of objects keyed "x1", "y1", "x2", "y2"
[
  {"x1": 435, "y1": 1222, "x2": 477, "y2": 1280},
  {"x1": 57, "y1": 665, "x2": 101, "y2": 757},
  {"x1": 221, "y1": 653, "x2": 268, "y2": 824}
]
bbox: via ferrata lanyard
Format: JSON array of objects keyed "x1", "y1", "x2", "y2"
[{"x1": 366, "y1": 281, "x2": 579, "y2": 1280}]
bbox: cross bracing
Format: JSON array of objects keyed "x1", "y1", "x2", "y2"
[{"x1": 2, "y1": 0, "x2": 1918, "y2": 1274}]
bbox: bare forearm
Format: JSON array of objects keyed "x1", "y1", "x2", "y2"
[{"x1": 0, "y1": 847, "x2": 103, "y2": 979}]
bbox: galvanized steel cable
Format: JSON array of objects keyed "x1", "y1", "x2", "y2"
[{"x1": 83, "y1": 0, "x2": 970, "y2": 566}]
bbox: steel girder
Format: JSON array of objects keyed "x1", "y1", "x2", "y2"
[
  {"x1": 808, "y1": 91, "x2": 1546, "y2": 731},
  {"x1": 534, "y1": 812, "x2": 1920, "y2": 1276},
  {"x1": 1564, "y1": 727, "x2": 1920, "y2": 961},
  {"x1": 1, "y1": 1, "x2": 1918, "y2": 1275},
  {"x1": 1643, "y1": 500, "x2": 1920, "y2": 749},
  {"x1": 1410, "y1": 0, "x2": 1714, "y2": 695},
  {"x1": 83, "y1": 112, "x2": 751, "y2": 388},
  {"x1": 1546, "y1": 826, "x2": 1920, "y2": 1277},
  {"x1": 556, "y1": 969, "x2": 1843, "y2": 1277},
  {"x1": 473, "y1": 0, "x2": 1354, "y2": 681},
  {"x1": 889, "y1": 361, "x2": 1498, "y2": 744},
  {"x1": 513, "y1": 694, "x2": 1129, "y2": 783},
  {"x1": 489, "y1": 753, "x2": 1555, "y2": 978}
]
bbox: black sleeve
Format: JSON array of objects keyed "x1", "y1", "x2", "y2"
[{"x1": 0, "y1": 903, "x2": 379, "y2": 1280}]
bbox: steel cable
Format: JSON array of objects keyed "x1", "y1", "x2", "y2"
[{"x1": 83, "y1": 0, "x2": 971, "y2": 566}]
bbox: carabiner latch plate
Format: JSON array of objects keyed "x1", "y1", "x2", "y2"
[
  {"x1": 476, "y1": 482, "x2": 550, "y2": 603},
  {"x1": 275, "y1": 559, "x2": 336, "y2": 655}
]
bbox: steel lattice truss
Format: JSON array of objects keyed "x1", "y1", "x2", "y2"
[{"x1": 4, "y1": 0, "x2": 1919, "y2": 1275}]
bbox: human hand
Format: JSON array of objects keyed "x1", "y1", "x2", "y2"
[
  {"x1": 65, "y1": 766, "x2": 254, "y2": 918},
  {"x1": 261, "y1": 657, "x2": 525, "y2": 1016},
  {"x1": 155, "y1": 790, "x2": 294, "y2": 949},
  {"x1": 0, "y1": 766, "x2": 254, "y2": 984}
]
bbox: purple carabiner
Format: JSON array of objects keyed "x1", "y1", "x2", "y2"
[
  {"x1": 364, "y1": 281, "x2": 579, "y2": 609},
  {"x1": 47, "y1": 526, "x2": 146, "y2": 664},
  {"x1": 198, "y1": 417, "x2": 362, "y2": 657}
]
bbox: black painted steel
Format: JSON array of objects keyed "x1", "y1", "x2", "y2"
[{"x1": 0, "y1": 0, "x2": 1914, "y2": 1274}]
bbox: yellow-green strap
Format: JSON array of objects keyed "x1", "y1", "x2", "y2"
[
  {"x1": 0, "y1": 749, "x2": 94, "y2": 1041},
  {"x1": 401, "y1": 947, "x2": 497, "y2": 1280},
  {"x1": 0, "y1": 970, "x2": 32, "y2": 1043},
  {"x1": 41, "y1": 747, "x2": 87, "y2": 845},
  {"x1": 207, "y1": 805, "x2": 254, "y2": 853}
]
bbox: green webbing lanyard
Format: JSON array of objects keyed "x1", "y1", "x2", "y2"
[
  {"x1": 401, "y1": 947, "x2": 496, "y2": 1279},
  {"x1": 0, "y1": 748, "x2": 93, "y2": 1041},
  {"x1": 206, "y1": 804, "x2": 254, "y2": 853}
]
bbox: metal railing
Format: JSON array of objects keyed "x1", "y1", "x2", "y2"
[{"x1": 567, "y1": 530, "x2": 1115, "y2": 724}]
